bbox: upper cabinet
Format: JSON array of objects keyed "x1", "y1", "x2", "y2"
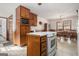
[
  {"x1": 20, "y1": 6, "x2": 30, "y2": 19},
  {"x1": 29, "y1": 12, "x2": 37, "y2": 26},
  {"x1": 16, "y1": 5, "x2": 37, "y2": 26},
  {"x1": 16, "y1": 5, "x2": 30, "y2": 19}
]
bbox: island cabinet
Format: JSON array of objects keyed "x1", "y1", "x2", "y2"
[
  {"x1": 27, "y1": 35, "x2": 47, "y2": 56},
  {"x1": 29, "y1": 12, "x2": 37, "y2": 26}
]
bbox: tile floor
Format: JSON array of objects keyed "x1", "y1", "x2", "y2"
[
  {"x1": 0, "y1": 45, "x2": 26, "y2": 56},
  {"x1": 0, "y1": 38, "x2": 78, "y2": 56},
  {"x1": 56, "y1": 39, "x2": 78, "y2": 56}
]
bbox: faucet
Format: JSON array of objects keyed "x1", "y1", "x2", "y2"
[{"x1": 33, "y1": 29, "x2": 36, "y2": 32}]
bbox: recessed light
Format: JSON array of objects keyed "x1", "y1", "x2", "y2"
[{"x1": 38, "y1": 3, "x2": 42, "y2": 6}]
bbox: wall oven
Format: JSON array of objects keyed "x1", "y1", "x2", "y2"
[
  {"x1": 20, "y1": 18, "x2": 29, "y2": 24},
  {"x1": 47, "y1": 32, "x2": 57, "y2": 56}
]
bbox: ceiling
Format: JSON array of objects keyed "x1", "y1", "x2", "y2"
[{"x1": 0, "y1": 3, "x2": 79, "y2": 19}]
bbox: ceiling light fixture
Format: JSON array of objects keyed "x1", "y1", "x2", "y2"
[
  {"x1": 76, "y1": 10, "x2": 78, "y2": 13},
  {"x1": 38, "y1": 3, "x2": 42, "y2": 6},
  {"x1": 76, "y1": 10, "x2": 78, "y2": 15}
]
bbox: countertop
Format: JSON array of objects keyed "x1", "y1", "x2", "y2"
[{"x1": 27, "y1": 31, "x2": 56, "y2": 36}]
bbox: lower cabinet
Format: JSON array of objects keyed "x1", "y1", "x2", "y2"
[{"x1": 27, "y1": 35, "x2": 47, "y2": 56}]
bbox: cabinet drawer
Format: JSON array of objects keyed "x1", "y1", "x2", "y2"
[
  {"x1": 41, "y1": 47, "x2": 47, "y2": 53},
  {"x1": 41, "y1": 36, "x2": 46, "y2": 42},
  {"x1": 41, "y1": 42, "x2": 47, "y2": 52},
  {"x1": 41, "y1": 41, "x2": 47, "y2": 46},
  {"x1": 41, "y1": 42, "x2": 47, "y2": 48},
  {"x1": 41, "y1": 51, "x2": 47, "y2": 56}
]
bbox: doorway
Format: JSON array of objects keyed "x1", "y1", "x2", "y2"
[
  {"x1": 44, "y1": 23, "x2": 48, "y2": 31},
  {"x1": 7, "y1": 15, "x2": 13, "y2": 43},
  {"x1": 0, "y1": 17, "x2": 7, "y2": 43}
]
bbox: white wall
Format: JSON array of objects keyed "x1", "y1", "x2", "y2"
[
  {"x1": 48, "y1": 15, "x2": 78, "y2": 30},
  {"x1": 0, "y1": 19, "x2": 2, "y2": 34},
  {"x1": 0, "y1": 18, "x2": 6, "y2": 41},
  {"x1": 31, "y1": 16, "x2": 48, "y2": 31},
  {"x1": 13, "y1": 10, "x2": 16, "y2": 32},
  {"x1": 48, "y1": 20, "x2": 57, "y2": 30},
  {"x1": 2, "y1": 18, "x2": 6, "y2": 40},
  {"x1": 77, "y1": 9, "x2": 79, "y2": 55}
]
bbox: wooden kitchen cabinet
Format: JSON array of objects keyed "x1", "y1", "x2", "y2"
[
  {"x1": 16, "y1": 5, "x2": 37, "y2": 26},
  {"x1": 29, "y1": 12, "x2": 37, "y2": 26},
  {"x1": 27, "y1": 35, "x2": 47, "y2": 56},
  {"x1": 16, "y1": 5, "x2": 30, "y2": 19},
  {"x1": 14, "y1": 5, "x2": 30, "y2": 46},
  {"x1": 20, "y1": 6, "x2": 30, "y2": 19}
]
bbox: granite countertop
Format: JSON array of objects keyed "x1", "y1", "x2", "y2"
[
  {"x1": 27, "y1": 31, "x2": 56, "y2": 36},
  {"x1": 27, "y1": 32, "x2": 46, "y2": 36}
]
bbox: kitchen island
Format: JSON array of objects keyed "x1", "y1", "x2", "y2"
[{"x1": 27, "y1": 32, "x2": 57, "y2": 56}]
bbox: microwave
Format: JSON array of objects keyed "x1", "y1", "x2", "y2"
[{"x1": 20, "y1": 18, "x2": 29, "y2": 24}]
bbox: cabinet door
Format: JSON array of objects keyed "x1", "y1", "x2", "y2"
[
  {"x1": 20, "y1": 35, "x2": 26, "y2": 45},
  {"x1": 29, "y1": 13, "x2": 34, "y2": 25},
  {"x1": 20, "y1": 25, "x2": 30, "y2": 37},
  {"x1": 26, "y1": 25, "x2": 30, "y2": 33},
  {"x1": 20, "y1": 25, "x2": 30, "y2": 45},
  {"x1": 20, "y1": 25, "x2": 27, "y2": 36},
  {"x1": 25, "y1": 8, "x2": 30, "y2": 19},
  {"x1": 29, "y1": 13, "x2": 37, "y2": 26},
  {"x1": 20, "y1": 6, "x2": 30, "y2": 19},
  {"x1": 27, "y1": 36, "x2": 40, "y2": 56},
  {"x1": 20, "y1": 6, "x2": 26, "y2": 18}
]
